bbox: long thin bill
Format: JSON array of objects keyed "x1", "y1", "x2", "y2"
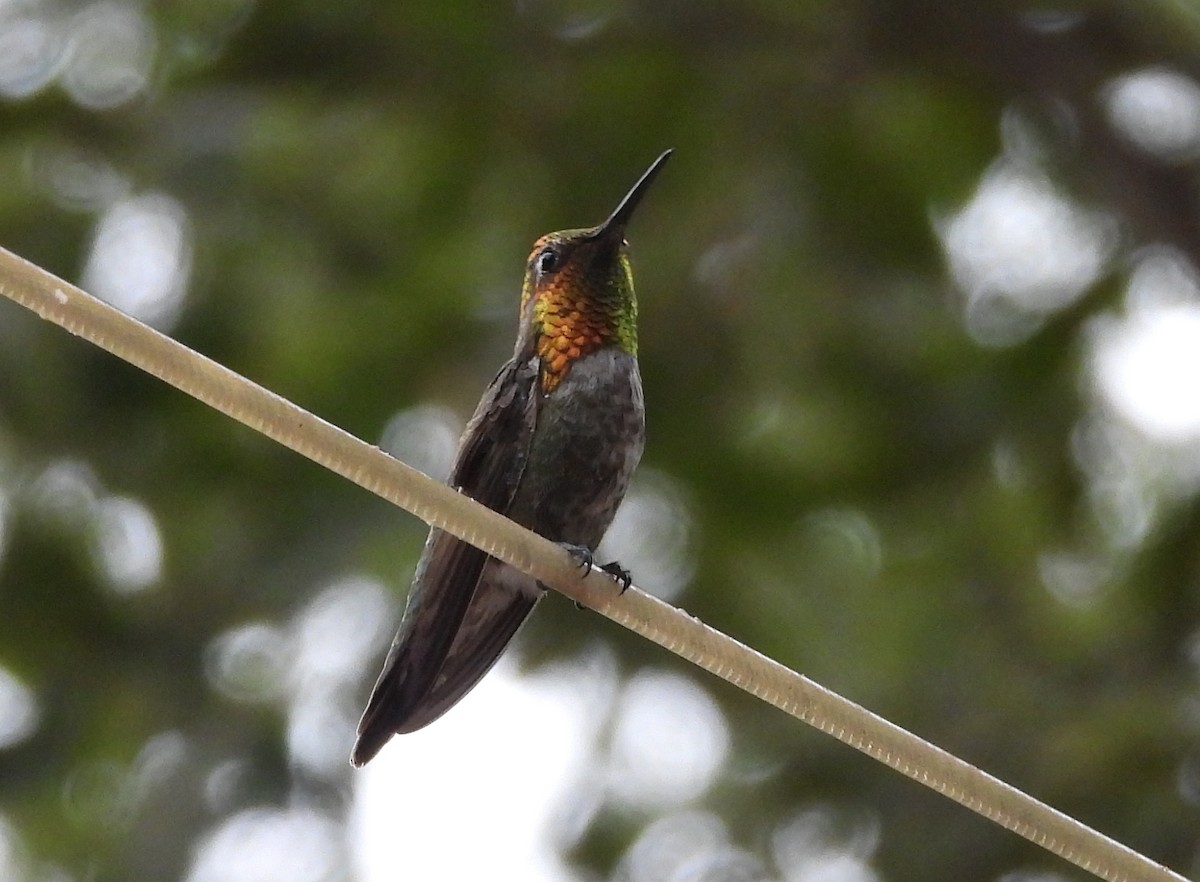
[{"x1": 592, "y1": 149, "x2": 672, "y2": 240}]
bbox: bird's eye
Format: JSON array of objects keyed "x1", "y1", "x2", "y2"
[{"x1": 535, "y1": 246, "x2": 560, "y2": 276}]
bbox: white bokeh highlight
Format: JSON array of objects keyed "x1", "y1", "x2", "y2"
[
  {"x1": 598, "y1": 470, "x2": 695, "y2": 602},
  {"x1": 286, "y1": 577, "x2": 394, "y2": 777},
  {"x1": 1075, "y1": 249, "x2": 1200, "y2": 552},
  {"x1": 60, "y1": 2, "x2": 155, "y2": 110},
  {"x1": 90, "y1": 495, "x2": 163, "y2": 593},
  {"x1": 939, "y1": 161, "x2": 1115, "y2": 345},
  {"x1": 82, "y1": 192, "x2": 192, "y2": 329},
  {"x1": 186, "y1": 807, "x2": 346, "y2": 882},
  {"x1": 0, "y1": 665, "x2": 38, "y2": 749},
  {"x1": 606, "y1": 669, "x2": 729, "y2": 810},
  {"x1": 0, "y1": 0, "x2": 64, "y2": 99},
  {"x1": 1095, "y1": 303, "x2": 1200, "y2": 443},
  {"x1": 1093, "y1": 251, "x2": 1200, "y2": 443},
  {"x1": 204, "y1": 622, "x2": 290, "y2": 705},
  {"x1": 772, "y1": 805, "x2": 881, "y2": 882},
  {"x1": 0, "y1": 814, "x2": 31, "y2": 881},
  {"x1": 29, "y1": 458, "x2": 100, "y2": 530},
  {"x1": 351, "y1": 658, "x2": 601, "y2": 882},
  {"x1": 379, "y1": 405, "x2": 461, "y2": 483},
  {"x1": 618, "y1": 811, "x2": 763, "y2": 882},
  {"x1": 1105, "y1": 67, "x2": 1200, "y2": 161}
]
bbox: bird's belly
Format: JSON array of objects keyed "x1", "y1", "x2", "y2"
[{"x1": 509, "y1": 349, "x2": 645, "y2": 549}]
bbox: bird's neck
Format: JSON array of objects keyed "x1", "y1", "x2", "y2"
[{"x1": 533, "y1": 289, "x2": 636, "y2": 393}]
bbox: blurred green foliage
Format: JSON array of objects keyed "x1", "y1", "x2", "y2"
[{"x1": 1, "y1": 1, "x2": 1200, "y2": 880}]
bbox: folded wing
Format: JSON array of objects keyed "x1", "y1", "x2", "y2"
[{"x1": 351, "y1": 356, "x2": 540, "y2": 766}]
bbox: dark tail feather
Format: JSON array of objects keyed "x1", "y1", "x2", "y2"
[
  {"x1": 389, "y1": 585, "x2": 537, "y2": 735},
  {"x1": 350, "y1": 530, "x2": 490, "y2": 767},
  {"x1": 350, "y1": 567, "x2": 539, "y2": 765},
  {"x1": 351, "y1": 711, "x2": 395, "y2": 767}
]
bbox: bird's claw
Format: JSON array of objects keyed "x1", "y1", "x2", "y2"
[
  {"x1": 598, "y1": 560, "x2": 633, "y2": 594},
  {"x1": 560, "y1": 544, "x2": 633, "y2": 597},
  {"x1": 561, "y1": 544, "x2": 594, "y2": 572}
]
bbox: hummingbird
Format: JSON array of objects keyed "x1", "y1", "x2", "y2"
[{"x1": 351, "y1": 150, "x2": 671, "y2": 766}]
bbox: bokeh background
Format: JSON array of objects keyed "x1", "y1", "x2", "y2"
[{"x1": 1, "y1": 1, "x2": 1200, "y2": 880}]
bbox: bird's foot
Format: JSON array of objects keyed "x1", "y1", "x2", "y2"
[
  {"x1": 561, "y1": 543, "x2": 594, "y2": 573},
  {"x1": 597, "y1": 560, "x2": 632, "y2": 593},
  {"x1": 560, "y1": 544, "x2": 632, "y2": 596}
]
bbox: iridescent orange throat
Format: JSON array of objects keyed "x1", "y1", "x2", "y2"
[{"x1": 534, "y1": 289, "x2": 619, "y2": 392}]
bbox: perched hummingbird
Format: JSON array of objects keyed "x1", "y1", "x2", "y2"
[{"x1": 351, "y1": 150, "x2": 671, "y2": 766}]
